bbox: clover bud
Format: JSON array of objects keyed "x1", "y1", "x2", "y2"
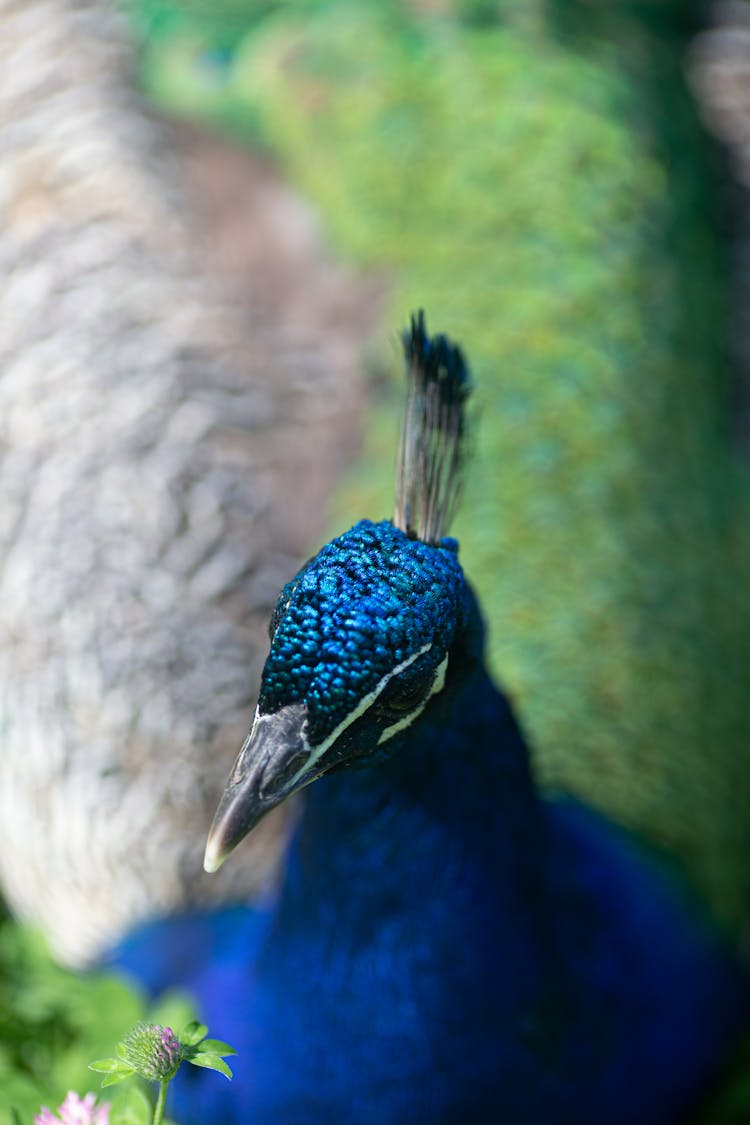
[{"x1": 118, "y1": 1023, "x2": 183, "y2": 1082}]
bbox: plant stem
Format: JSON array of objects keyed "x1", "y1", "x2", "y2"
[{"x1": 152, "y1": 1078, "x2": 168, "y2": 1125}]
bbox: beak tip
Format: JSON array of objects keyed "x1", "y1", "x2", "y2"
[
  {"x1": 203, "y1": 702, "x2": 310, "y2": 875},
  {"x1": 203, "y1": 837, "x2": 225, "y2": 875}
]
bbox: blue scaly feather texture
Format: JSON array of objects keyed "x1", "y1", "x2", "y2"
[
  {"x1": 112, "y1": 316, "x2": 746, "y2": 1123},
  {"x1": 260, "y1": 521, "x2": 464, "y2": 741}
]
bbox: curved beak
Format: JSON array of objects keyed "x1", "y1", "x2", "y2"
[{"x1": 204, "y1": 703, "x2": 311, "y2": 873}]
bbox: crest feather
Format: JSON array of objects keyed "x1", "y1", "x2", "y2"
[{"x1": 394, "y1": 311, "x2": 472, "y2": 544}]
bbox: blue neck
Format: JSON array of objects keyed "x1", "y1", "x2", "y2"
[{"x1": 262, "y1": 639, "x2": 553, "y2": 1002}]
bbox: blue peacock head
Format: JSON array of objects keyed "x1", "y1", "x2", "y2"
[
  {"x1": 205, "y1": 313, "x2": 472, "y2": 873},
  {"x1": 263, "y1": 517, "x2": 467, "y2": 757}
]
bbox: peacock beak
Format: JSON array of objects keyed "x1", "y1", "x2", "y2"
[{"x1": 204, "y1": 703, "x2": 311, "y2": 873}]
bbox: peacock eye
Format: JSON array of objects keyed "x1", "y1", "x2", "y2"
[{"x1": 379, "y1": 677, "x2": 430, "y2": 718}]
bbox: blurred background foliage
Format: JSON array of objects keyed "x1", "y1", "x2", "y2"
[
  {"x1": 0, "y1": 906, "x2": 192, "y2": 1120},
  {"x1": 4, "y1": 0, "x2": 750, "y2": 1120}
]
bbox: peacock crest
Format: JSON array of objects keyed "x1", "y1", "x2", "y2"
[{"x1": 394, "y1": 310, "x2": 472, "y2": 544}]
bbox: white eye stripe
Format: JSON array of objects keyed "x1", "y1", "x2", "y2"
[
  {"x1": 287, "y1": 643, "x2": 434, "y2": 788},
  {"x1": 377, "y1": 651, "x2": 449, "y2": 745}
]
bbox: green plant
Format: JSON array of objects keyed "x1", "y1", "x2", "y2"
[
  {"x1": 0, "y1": 916, "x2": 145, "y2": 1120},
  {"x1": 89, "y1": 1020, "x2": 235, "y2": 1125},
  {"x1": 0, "y1": 911, "x2": 213, "y2": 1125}
]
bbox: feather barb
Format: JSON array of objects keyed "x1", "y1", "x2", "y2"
[{"x1": 394, "y1": 311, "x2": 472, "y2": 544}]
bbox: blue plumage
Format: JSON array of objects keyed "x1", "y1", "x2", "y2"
[
  {"x1": 111, "y1": 316, "x2": 746, "y2": 1122},
  {"x1": 259, "y1": 521, "x2": 465, "y2": 742}
]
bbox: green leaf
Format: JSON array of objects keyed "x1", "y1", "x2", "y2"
[
  {"x1": 90, "y1": 1057, "x2": 136, "y2": 1076},
  {"x1": 179, "y1": 1020, "x2": 207, "y2": 1047},
  {"x1": 110, "y1": 1083, "x2": 153, "y2": 1125},
  {"x1": 187, "y1": 1051, "x2": 233, "y2": 1079},
  {"x1": 101, "y1": 1071, "x2": 138, "y2": 1088},
  {"x1": 90, "y1": 1057, "x2": 138, "y2": 1088},
  {"x1": 194, "y1": 1038, "x2": 236, "y2": 1057}
]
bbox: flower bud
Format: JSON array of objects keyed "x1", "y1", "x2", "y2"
[{"x1": 118, "y1": 1023, "x2": 183, "y2": 1081}]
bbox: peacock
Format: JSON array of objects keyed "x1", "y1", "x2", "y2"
[{"x1": 112, "y1": 313, "x2": 747, "y2": 1124}]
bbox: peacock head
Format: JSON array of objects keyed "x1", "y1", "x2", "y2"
[{"x1": 205, "y1": 313, "x2": 472, "y2": 873}]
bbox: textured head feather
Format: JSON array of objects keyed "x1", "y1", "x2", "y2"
[{"x1": 394, "y1": 311, "x2": 472, "y2": 544}]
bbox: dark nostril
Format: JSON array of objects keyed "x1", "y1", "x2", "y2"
[{"x1": 261, "y1": 752, "x2": 309, "y2": 798}]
